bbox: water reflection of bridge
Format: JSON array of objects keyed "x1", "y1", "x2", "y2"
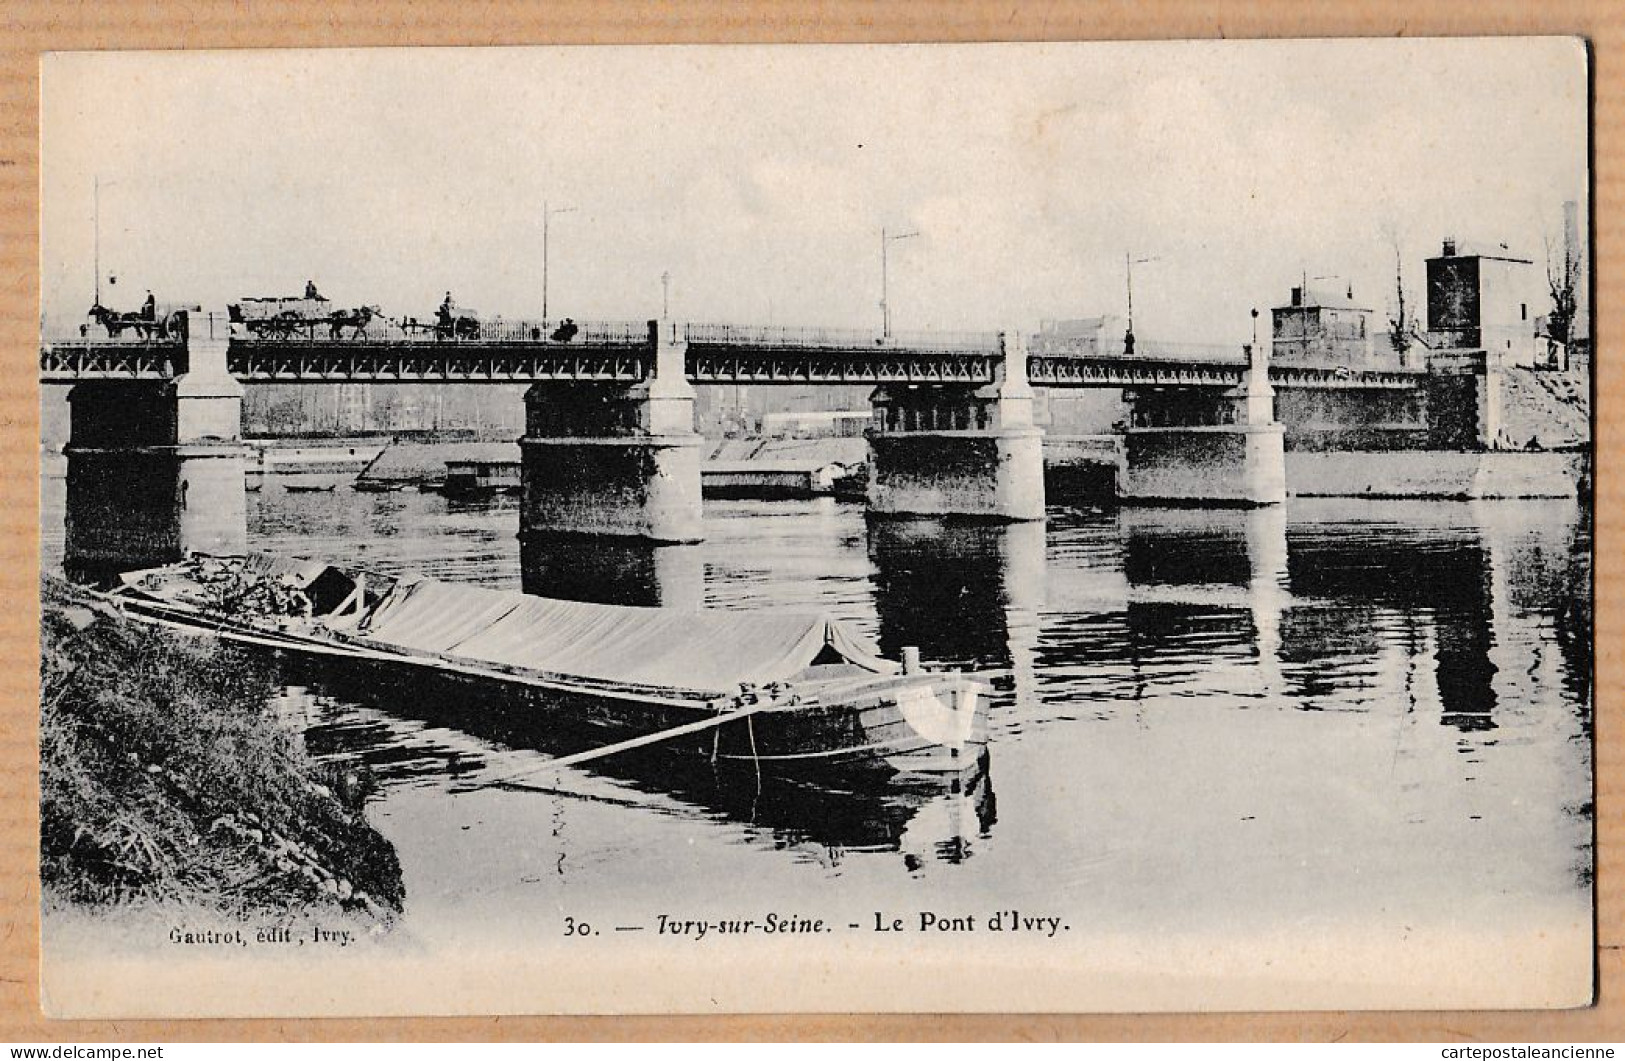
[
  {"x1": 801, "y1": 504, "x2": 1573, "y2": 736},
  {"x1": 1098, "y1": 502, "x2": 1584, "y2": 736}
]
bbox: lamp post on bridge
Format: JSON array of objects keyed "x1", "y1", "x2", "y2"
[
  {"x1": 1125, "y1": 251, "x2": 1160, "y2": 356},
  {"x1": 881, "y1": 225, "x2": 918, "y2": 340},
  {"x1": 92, "y1": 175, "x2": 127, "y2": 310},
  {"x1": 94, "y1": 175, "x2": 101, "y2": 308},
  {"x1": 542, "y1": 199, "x2": 578, "y2": 321}
]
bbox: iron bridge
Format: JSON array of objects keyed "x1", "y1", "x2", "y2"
[
  {"x1": 229, "y1": 340, "x2": 649, "y2": 383},
  {"x1": 40, "y1": 321, "x2": 1427, "y2": 391}
]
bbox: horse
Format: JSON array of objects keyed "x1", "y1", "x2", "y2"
[
  {"x1": 86, "y1": 303, "x2": 159, "y2": 340},
  {"x1": 328, "y1": 305, "x2": 380, "y2": 340}
]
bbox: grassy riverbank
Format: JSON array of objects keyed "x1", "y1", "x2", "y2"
[{"x1": 40, "y1": 575, "x2": 403, "y2": 920}]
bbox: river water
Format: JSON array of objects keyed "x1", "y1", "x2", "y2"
[{"x1": 39, "y1": 477, "x2": 1593, "y2": 1000}]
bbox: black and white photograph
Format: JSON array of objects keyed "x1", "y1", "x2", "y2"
[{"x1": 35, "y1": 38, "x2": 1593, "y2": 1015}]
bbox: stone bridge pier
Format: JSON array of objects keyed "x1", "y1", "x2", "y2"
[
  {"x1": 1120, "y1": 319, "x2": 1286, "y2": 506},
  {"x1": 1421, "y1": 348, "x2": 1513, "y2": 451},
  {"x1": 520, "y1": 319, "x2": 705, "y2": 544},
  {"x1": 866, "y1": 328, "x2": 1046, "y2": 522},
  {"x1": 63, "y1": 310, "x2": 248, "y2": 583}
]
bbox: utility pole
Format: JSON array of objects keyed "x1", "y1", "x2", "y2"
[
  {"x1": 881, "y1": 225, "x2": 919, "y2": 339},
  {"x1": 542, "y1": 199, "x2": 578, "y2": 321},
  {"x1": 661, "y1": 270, "x2": 672, "y2": 319},
  {"x1": 93, "y1": 176, "x2": 101, "y2": 308},
  {"x1": 1125, "y1": 252, "x2": 1159, "y2": 354}
]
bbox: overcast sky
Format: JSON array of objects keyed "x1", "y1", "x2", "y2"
[{"x1": 40, "y1": 38, "x2": 1587, "y2": 342}]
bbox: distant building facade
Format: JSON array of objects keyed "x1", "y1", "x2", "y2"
[
  {"x1": 242, "y1": 382, "x2": 527, "y2": 438},
  {"x1": 1270, "y1": 285, "x2": 1375, "y2": 366},
  {"x1": 692, "y1": 383, "x2": 873, "y2": 438},
  {"x1": 1034, "y1": 315, "x2": 1127, "y2": 356},
  {"x1": 1424, "y1": 237, "x2": 1540, "y2": 365}
]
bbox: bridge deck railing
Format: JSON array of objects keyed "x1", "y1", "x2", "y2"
[
  {"x1": 1030, "y1": 334, "x2": 1247, "y2": 362},
  {"x1": 41, "y1": 330, "x2": 188, "y2": 349},
  {"x1": 233, "y1": 317, "x2": 652, "y2": 346},
  {"x1": 685, "y1": 322, "x2": 1000, "y2": 353}
]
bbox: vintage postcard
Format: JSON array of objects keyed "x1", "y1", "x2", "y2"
[{"x1": 35, "y1": 38, "x2": 1593, "y2": 1016}]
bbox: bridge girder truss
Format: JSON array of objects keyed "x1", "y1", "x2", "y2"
[
  {"x1": 1028, "y1": 356, "x2": 1244, "y2": 389},
  {"x1": 1027, "y1": 356, "x2": 1424, "y2": 391},
  {"x1": 39, "y1": 338, "x2": 1426, "y2": 391},
  {"x1": 685, "y1": 345, "x2": 996, "y2": 385},
  {"x1": 226, "y1": 341, "x2": 649, "y2": 383},
  {"x1": 39, "y1": 341, "x2": 184, "y2": 382},
  {"x1": 1267, "y1": 366, "x2": 1426, "y2": 391}
]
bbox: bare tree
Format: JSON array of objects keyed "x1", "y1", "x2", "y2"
[
  {"x1": 1387, "y1": 238, "x2": 1413, "y2": 356},
  {"x1": 1544, "y1": 234, "x2": 1580, "y2": 346}
]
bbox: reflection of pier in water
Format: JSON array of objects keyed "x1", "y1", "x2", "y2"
[
  {"x1": 867, "y1": 518, "x2": 1045, "y2": 716},
  {"x1": 1279, "y1": 501, "x2": 1585, "y2": 734},
  {"x1": 1040, "y1": 500, "x2": 1587, "y2": 742},
  {"x1": 1283, "y1": 510, "x2": 1494, "y2": 731},
  {"x1": 520, "y1": 534, "x2": 703, "y2": 610},
  {"x1": 1118, "y1": 506, "x2": 1289, "y2": 702}
]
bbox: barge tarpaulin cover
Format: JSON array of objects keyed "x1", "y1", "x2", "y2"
[{"x1": 352, "y1": 577, "x2": 898, "y2": 695}]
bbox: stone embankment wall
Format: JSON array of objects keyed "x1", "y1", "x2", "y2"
[{"x1": 1285, "y1": 450, "x2": 1585, "y2": 499}]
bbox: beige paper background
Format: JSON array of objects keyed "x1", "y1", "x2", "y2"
[{"x1": 1, "y1": 0, "x2": 1620, "y2": 1041}]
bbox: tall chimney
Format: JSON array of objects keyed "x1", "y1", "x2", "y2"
[{"x1": 1564, "y1": 199, "x2": 1588, "y2": 344}]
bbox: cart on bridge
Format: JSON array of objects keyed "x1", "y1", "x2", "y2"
[
  {"x1": 83, "y1": 293, "x2": 191, "y2": 341},
  {"x1": 228, "y1": 282, "x2": 379, "y2": 340}
]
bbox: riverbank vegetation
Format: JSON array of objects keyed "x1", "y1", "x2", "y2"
[{"x1": 40, "y1": 576, "x2": 403, "y2": 920}]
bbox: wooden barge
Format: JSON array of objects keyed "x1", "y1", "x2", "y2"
[{"x1": 105, "y1": 554, "x2": 991, "y2": 780}]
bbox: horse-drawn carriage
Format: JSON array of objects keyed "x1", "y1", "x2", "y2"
[
  {"x1": 83, "y1": 294, "x2": 189, "y2": 341},
  {"x1": 85, "y1": 280, "x2": 500, "y2": 344},
  {"x1": 228, "y1": 284, "x2": 379, "y2": 340},
  {"x1": 398, "y1": 292, "x2": 482, "y2": 341}
]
